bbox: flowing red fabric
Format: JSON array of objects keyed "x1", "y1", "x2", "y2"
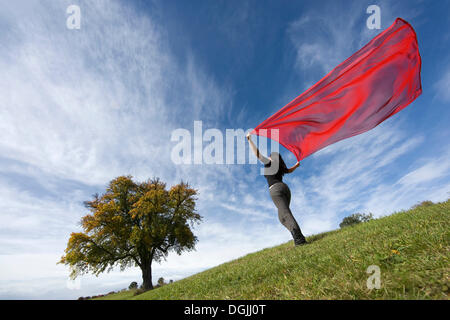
[{"x1": 251, "y1": 18, "x2": 422, "y2": 160}]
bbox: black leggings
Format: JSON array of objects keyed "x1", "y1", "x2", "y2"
[{"x1": 269, "y1": 182, "x2": 303, "y2": 236}]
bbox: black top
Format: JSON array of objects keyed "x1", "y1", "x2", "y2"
[{"x1": 263, "y1": 158, "x2": 288, "y2": 187}]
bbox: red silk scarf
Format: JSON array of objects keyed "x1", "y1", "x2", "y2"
[{"x1": 251, "y1": 18, "x2": 422, "y2": 160}]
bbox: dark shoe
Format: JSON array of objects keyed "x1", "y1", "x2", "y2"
[
  {"x1": 291, "y1": 228, "x2": 307, "y2": 246},
  {"x1": 294, "y1": 239, "x2": 308, "y2": 246}
]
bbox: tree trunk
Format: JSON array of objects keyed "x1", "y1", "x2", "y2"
[{"x1": 141, "y1": 261, "x2": 153, "y2": 290}]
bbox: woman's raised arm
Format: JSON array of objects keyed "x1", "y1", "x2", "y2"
[{"x1": 246, "y1": 133, "x2": 270, "y2": 164}]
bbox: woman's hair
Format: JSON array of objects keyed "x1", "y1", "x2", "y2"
[{"x1": 270, "y1": 152, "x2": 288, "y2": 175}]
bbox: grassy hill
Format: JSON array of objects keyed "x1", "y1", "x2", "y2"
[{"x1": 96, "y1": 199, "x2": 449, "y2": 300}]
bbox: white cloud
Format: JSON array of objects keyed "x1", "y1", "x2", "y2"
[
  {"x1": 434, "y1": 68, "x2": 450, "y2": 102},
  {"x1": 288, "y1": 0, "x2": 425, "y2": 82},
  {"x1": 0, "y1": 0, "x2": 232, "y2": 187},
  {"x1": 288, "y1": 2, "x2": 371, "y2": 79},
  {"x1": 398, "y1": 155, "x2": 450, "y2": 186}
]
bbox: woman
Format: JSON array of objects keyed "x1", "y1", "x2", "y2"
[{"x1": 246, "y1": 133, "x2": 307, "y2": 246}]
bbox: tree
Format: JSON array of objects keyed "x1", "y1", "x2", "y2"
[
  {"x1": 411, "y1": 200, "x2": 434, "y2": 209},
  {"x1": 59, "y1": 176, "x2": 201, "y2": 290},
  {"x1": 157, "y1": 277, "x2": 165, "y2": 287},
  {"x1": 339, "y1": 212, "x2": 373, "y2": 228}
]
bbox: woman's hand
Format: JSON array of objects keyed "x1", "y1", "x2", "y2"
[
  {"x1": 287, "y1": 161, "x2": 300, "y2": 173},
  {"x1": 246, "y1": 132, "x2": 251, "y2": 140}
]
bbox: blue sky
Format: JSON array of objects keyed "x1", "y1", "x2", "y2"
[{"x1": 0, "y1": 0, "x2": 449, "y2": 299}]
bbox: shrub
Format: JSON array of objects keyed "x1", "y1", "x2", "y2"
[
  {"x1": 339, "y1": 213, "x2": 373, "y2": 228},
  {"x1": 157, "y1": 277, "x2": 166, "y2": 287},
  {"x1": 411, "y1": 200, "x2": 434, "y2": 209}
]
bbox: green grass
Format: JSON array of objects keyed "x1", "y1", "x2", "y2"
[
  {"x1": 98, "y1": 200, "x2": 450, "y2": 300},
  {"x1": 93, "y1": 289, "x2": 138, "y2": 300}
]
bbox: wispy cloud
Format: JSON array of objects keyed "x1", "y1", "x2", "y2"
[
  {"x1": 434, "y1": 67, "x2": 450, "y2": 102},
  {"x1": 398, "y1": 154, "x2": 450, "y2": 186},
  {"x1": 288, "y1": 1, "x2": 371, "y2": 82},
  {"x1": 288, "y1": 0, "x2": 425, "y2": 86},
  {"x1": 0, "y1": 0, "x2": 234, "y2": 187}
]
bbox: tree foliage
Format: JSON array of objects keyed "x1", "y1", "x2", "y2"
[
  {"x1": 339, "y1": 212, "x2": 373, "y2": 228},
  {"x1": 59, "y1": 176, "x2": 201, "y2": 289},
  {"x1": 157, "y1": 277, "x2": 166, "y2": 287},
  {"x1": 411, "y1": 200, "x2": 434, "y2": 210}
]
